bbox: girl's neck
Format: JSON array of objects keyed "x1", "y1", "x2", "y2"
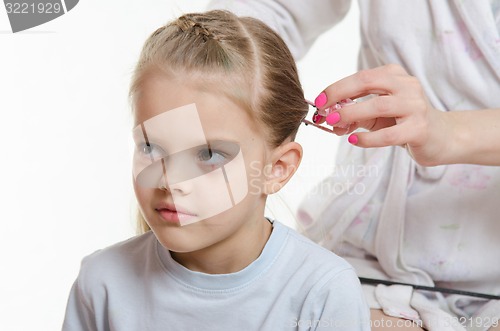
[{"x1": 170, "y1": 217, "x2": 273, "y2": 274}]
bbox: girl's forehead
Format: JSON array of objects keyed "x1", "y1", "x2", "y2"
[
  {"x1": 134, "y1": 74, "x2": 234, "y2": 120},
  {"x1": 133, "y1": 76, "x2": 261, "y2": 142},
  {"x1": 131, "y1": 72, "x2": 273, "y2": 160}
]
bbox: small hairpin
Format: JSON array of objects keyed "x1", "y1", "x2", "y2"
[
  {"x1": 301, "y1": 98, "x2": 355, "y2": 134},
  {"x1": 301, "y1": 99, "x2": 335, "y2": 134}
]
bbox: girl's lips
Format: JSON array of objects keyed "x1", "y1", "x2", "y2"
[
  {"x1": 155, "y1": 203, "x2": 197, "y2": 224},
  {"x1": 157, "y1": 209, "x2": 180, "y2": 223},
  {"x1": 155, "y1": 201, "x2": 195, "y2": 214}
]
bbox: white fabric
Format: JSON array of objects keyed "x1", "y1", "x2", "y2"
[
  {"x1": 207, "y1": 1, "x2": 500, "y2": 330},
  {"x1": 208, "y1": 0, "x2": 352, "y2": 60},
  {"x1": 62, "y1": 221, "x2": 370, "y2": 331},
  {"x1": 375, "y1": 284, "x2": 420, "y2": 322}
]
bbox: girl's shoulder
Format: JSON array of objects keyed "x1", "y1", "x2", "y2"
[
  {"x1": 76, "y1": 232, "x2": 157, "y2": 286},
  {"x1": 272, "y1": 221, "x2": 363, "y2": 301},
  {"x1": 274, "y1": 221, "x2": 356, "y2": 276}
]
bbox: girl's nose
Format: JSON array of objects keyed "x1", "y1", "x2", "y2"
[{"x1": 157, "y1": 158, "x2": 193, "y2": 195}]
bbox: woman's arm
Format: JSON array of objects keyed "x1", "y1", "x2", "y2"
[{"x1": 442, "y1": 109, "x2": 500, "y2": 166}]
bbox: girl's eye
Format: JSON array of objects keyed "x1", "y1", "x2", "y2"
[
  {"x1": 197, "y1": 148, "x2": 227, "y2": 166},
  {"x1": 143, "y1": 144, "x2": 153, "y2": 154},
  {"x1": 138, "y1": 143, "x2": 164, "y2": 160}
]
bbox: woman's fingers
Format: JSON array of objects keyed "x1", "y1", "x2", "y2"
[
  {"x1": 314, "y1": 64, "x2": 409, "y2": 109},
  {"x1": 312, "y1": 63, "x2": 443, "y2": 165},
  {"x1": 349, "y1": 121, "x2": 419, "y2": 148},
  {"x1": 332, "y1": 126, "x2": 350, "y2": 136},
  {"x1": 328, "y1": 95, "x2": 412, "y2": 129},
  {"x1": 310, "y1": 64, "x2": 452, "y2": 167}
]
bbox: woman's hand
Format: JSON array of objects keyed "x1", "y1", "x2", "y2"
[{"x1": 313, "y1": 64, "x2": 453, "y2": 166}]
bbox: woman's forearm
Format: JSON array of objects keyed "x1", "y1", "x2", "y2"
[{"x1": 444, "y1": 109, "x2": 500, "y2": 166}]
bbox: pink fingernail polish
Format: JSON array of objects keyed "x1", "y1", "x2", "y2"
[
  {"x1": 315, "y1": 92, "x2": 327, "y2": 108},
  {"x1": 348, "y1": 134, "x2": 359, "y2": 145},
  {"x1": 326, "y1": 112, "x2": 341, "y2": 125}
]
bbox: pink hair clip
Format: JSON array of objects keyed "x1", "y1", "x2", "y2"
[{"x1": 301, "y1": 98, "x2": 355, "y2": 134}]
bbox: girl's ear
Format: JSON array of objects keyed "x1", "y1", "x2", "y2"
[{"x1": 263, "y1": 141, "x2": 303, "y2": 195}]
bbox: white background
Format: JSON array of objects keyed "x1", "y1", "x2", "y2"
[{"x1": 0, "y1": 1, "x2": 359, "y2": 330}]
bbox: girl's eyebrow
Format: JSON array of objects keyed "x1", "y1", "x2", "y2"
[{"x1": 204, "y1": 138, "x2": 241, "y2": 145}]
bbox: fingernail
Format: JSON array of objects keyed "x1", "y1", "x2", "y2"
[
  {"x1": 326, "y1": 112, "x2": 341, "y2": 125},
  {"x1": 348, "y1": 134, "x2": 359, "y2": 145},
  {"x1": 315, "y1": 92, "x2": 327, "y2": 108}
]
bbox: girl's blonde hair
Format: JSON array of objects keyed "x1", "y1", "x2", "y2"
[{"x1": 130, "y1": 10, "x2": 307, "y2": 234}]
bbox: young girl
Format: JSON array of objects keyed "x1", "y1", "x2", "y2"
[{"x1": 62, "y1": 10, "x2": 369, "y2": 330}]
